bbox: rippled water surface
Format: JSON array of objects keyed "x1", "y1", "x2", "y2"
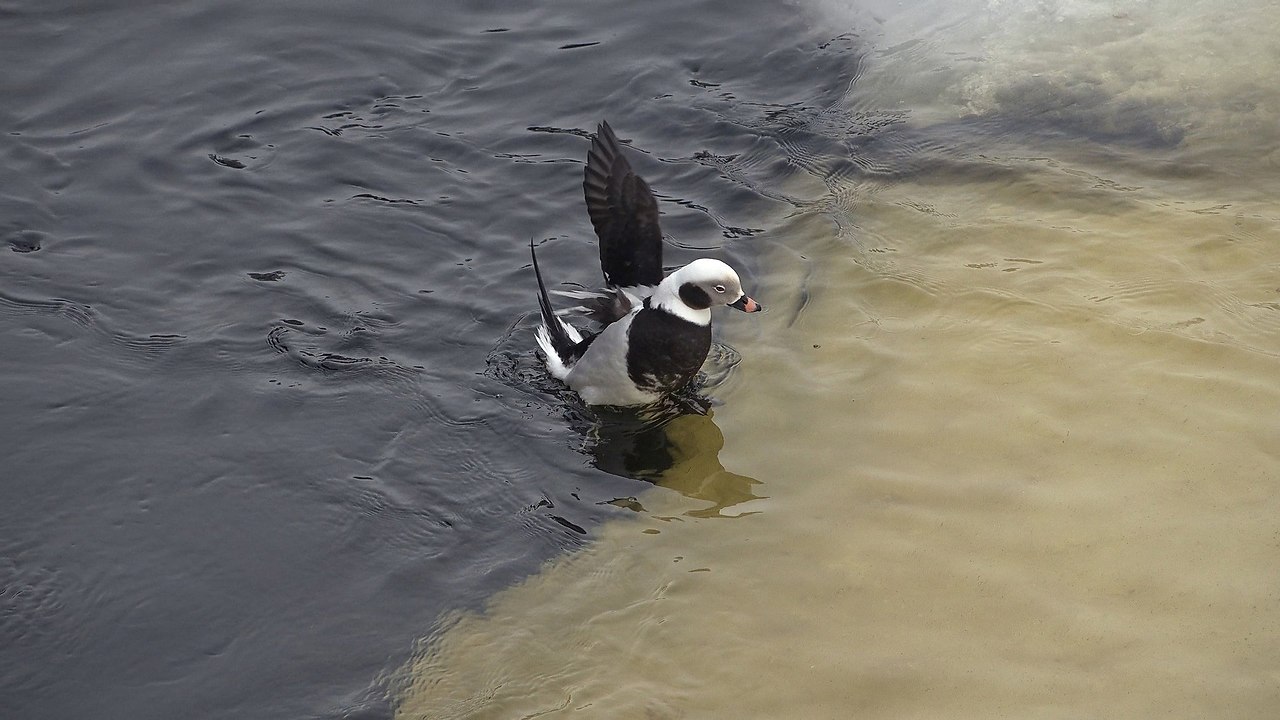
[{"x1": 4, "y1": 0, "x2": 1279, "y2": 718}]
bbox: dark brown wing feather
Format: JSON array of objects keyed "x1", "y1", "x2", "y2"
[{"x1": 582, "y1": 121, "x2": 664, "y2": 288}]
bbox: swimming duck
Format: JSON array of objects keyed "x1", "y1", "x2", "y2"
[{"x1": 532, "y1": 122, "x2": 762, "y2": 407}]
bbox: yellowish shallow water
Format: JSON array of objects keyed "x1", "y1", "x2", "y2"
[{"x1": 393, "y1": 3, "x2": 1280, "y2": 717}]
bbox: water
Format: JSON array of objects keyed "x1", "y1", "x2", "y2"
[{"x1": 3, "y1": 1, "x2": 1278, "y2": 718}]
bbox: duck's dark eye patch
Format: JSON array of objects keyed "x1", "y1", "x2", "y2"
[
  {"x1": 679, "y1": 282, "x2": 713, "y2": 310},
  {"x1": 714, "y1": 284, "x2": 726, "y2": 293}
]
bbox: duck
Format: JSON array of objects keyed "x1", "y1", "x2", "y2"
[{"x1": 531, "y1": 121, "x2": 762, "y2": 407}]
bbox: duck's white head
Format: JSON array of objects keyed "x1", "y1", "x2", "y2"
[{"x1": 650, "y1": 258, "x2": 763, "y2": 325}]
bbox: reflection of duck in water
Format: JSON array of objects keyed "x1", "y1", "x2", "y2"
[
  {"x1": 576, "y1": 404, "x2": 764, "y2": 519},
  {"x1": 531, "y1": 121, "x2": 762, "y2": 407}
]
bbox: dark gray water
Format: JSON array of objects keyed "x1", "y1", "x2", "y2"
[{"x1": 1, "y1": 1, "x2": 860, "y2": 717}]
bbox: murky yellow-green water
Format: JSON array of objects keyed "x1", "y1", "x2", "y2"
[{"x1": 394, "y1": 2, "x2": 1280, "y2": 717}]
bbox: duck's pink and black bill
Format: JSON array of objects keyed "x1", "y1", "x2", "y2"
[{"x1": 729, "y1": 295, "x2": 763, "y2": 313}]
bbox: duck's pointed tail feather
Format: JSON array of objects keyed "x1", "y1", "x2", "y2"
[{"x1": 531, "y1": 239, "x2": 588, "y2": 379}]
